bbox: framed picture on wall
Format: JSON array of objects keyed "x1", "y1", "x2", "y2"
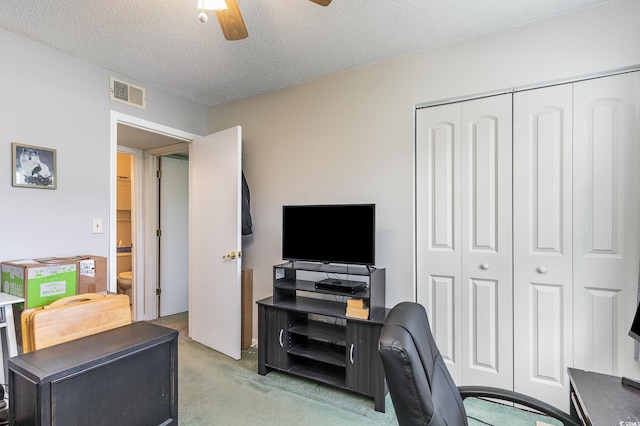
[{"x1": 12, "y1": 143, "x2": 57, "y2": 189}]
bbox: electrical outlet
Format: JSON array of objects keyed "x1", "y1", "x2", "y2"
[{"x1": 92, "y1": 218, "x2": 103, "y2": 234}]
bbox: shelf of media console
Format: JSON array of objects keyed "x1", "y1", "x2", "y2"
[
  {"x1": 274, "y1": 261, "x2": 383, "y2": 292},
  {"x1": 275, "y1": 261, "x2": 379, "y2": 276},
  {"x1": 274, "y1": 278, "x2": 371, "y2": 299},
  {"x1": 260, "y1": 296, "x2": 387, "y2": 324},
  {"x1": 289, "y1": 320, "x2": 347, "y2": 344}
]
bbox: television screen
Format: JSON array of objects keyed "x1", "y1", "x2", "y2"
[
  {"x1": 630, "y1": 302, "x2": 640, "y2": 343},
  {"x1": 282, "y1": 204, "x2": 375, "y2": 265}
]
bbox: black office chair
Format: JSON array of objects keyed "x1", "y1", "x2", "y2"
[{"x1": 378, "y1": 302, "x2": 580, "y2": 426}]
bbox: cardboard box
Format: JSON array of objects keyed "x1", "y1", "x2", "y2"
[
  {"x1": 241, "y1": 268, "x2": 253, "y2": 349},
  {"x1": 1, "y1": 259, "x2": 77, "y2": 308},
  {"x1": 76, "y1": 255, "x2": 107, "y2": 294},
  {"x1": 346, "y1": 306, "x2": 369, "y2": 320},
  {"x1": 37, "y1": 255, "x2": 108, "y2": 295},
  {"x1": 347, "y1": 298, "x2": 367, "y2": 309}
]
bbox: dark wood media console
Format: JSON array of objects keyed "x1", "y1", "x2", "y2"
[
  {"x1": 8, "y1": 321, "x2": 178, "y2": 426},
  {"x1": 257, "y1": 262, "x2": 388, "y2": 412}
]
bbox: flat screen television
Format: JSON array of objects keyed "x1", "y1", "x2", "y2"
[{"x1": 282, "y1": 204, "x2": 375, "y2": 266}]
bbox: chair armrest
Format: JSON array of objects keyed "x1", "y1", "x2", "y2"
[{"x1": 458, "y1": 386, "x2": 580, "y2": 426}]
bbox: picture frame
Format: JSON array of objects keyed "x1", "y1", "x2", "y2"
[{"x1": 12, "y1": 143, "x2": 57, "y2": 189}]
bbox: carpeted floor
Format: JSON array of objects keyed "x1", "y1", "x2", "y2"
[
  {"x1": 151, "y1": 312, "x2": 563, "y2": 426},
  {"x1": 151, "y1": 312, "x2": 396, "y2": 425}
]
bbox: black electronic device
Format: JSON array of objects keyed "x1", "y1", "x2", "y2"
[
  {"x1": 315, "y1": 278, "x2": 366, "y2": 293},
  {"x1": 282, "y1": 204, "x2": 375, "y2": 266},
  {"x1": 621, "y1": 301, "x2": 640, "y2": 390}
]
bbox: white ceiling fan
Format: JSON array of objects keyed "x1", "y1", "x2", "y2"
[{"x1": 198, "y1": 0, "x2": 333, "y2": 41}]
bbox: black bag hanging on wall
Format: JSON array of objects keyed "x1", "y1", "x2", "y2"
[{"x1": 242, "y1": 172, "x2": 253, "y2": 235}]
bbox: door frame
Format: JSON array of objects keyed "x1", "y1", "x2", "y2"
[{"x1": 110, "y1": 111, "x2": 199, "y2": 320}]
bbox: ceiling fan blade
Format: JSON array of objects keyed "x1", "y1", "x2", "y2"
[
  {"x1": 215, "y1": 0, "x2": 248, "y2": 41},
  {"x1": 309, "y1": 0, "x2": 332, "y2": 6}
]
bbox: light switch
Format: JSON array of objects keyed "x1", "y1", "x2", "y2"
[{"x1": 92, "y1": 218, "x2": 103, "y2": 234}]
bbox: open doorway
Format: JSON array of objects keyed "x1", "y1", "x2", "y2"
[
  {"x1": 112, "y1": 114, "x2": 245, "y2": 359},
  {"x1": 110, "y1": 112, "x2": 198, "y2": 321},
  {"x1": 115, "y1": 151, "x2": 134, "y2": 304}
]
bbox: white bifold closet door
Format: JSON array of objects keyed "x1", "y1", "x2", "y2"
[
  {"x1": 572, "y1": 73, "x2": 640, "y2": 379},
  {"x1": 513, "y1": 84, "x2": 574, "y2": 409},
  {"x1": 513, "y1": 71, "x2": 640, "y2": 410},
  {"x1": 416, "y1": 94, "x2": 513, "y2": 389},
  {"x1": 416, "y1": 70, "x2": 640, "y2": 412}
]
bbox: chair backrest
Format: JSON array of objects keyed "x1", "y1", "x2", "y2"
[{"x1": 378, "y1": 302, "x2": 467, "y2": 426}]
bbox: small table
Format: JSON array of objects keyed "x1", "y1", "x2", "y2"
[
  {"x1": 0, "y1": 293, "x2": 24, "y2": 385},
  {"x1": 568, "y1": 367, "x2": 640, "y2": 425}
]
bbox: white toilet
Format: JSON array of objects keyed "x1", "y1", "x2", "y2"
[{"x1": 117, "y1": 271, "x2": 132, "y2": 297}]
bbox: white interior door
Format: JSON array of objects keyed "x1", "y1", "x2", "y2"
[
  {"x1": 416, "y1": 103, "x2": 463, "y2": 381},
  {"x1": 460, "y1": 95, "x2": 513, "y2": 390},
  {"x1": 159, "y1": 156, "x2": 189, "y2": 317},
  {"x1": 416, "y1": 94, "x2": 513, "y2": 389},
  {"x1": 572, "y1": 72, "x2": 640, "y2": 379},
  {"x1": 513, "y1": 84, "x2": 573, "y2": 411},
  {"x1": 189, "y1": 126, "x2": 242, "y2": 360}
]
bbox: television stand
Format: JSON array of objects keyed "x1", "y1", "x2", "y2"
[{"x1": 257, "y1": 262, "x2": 388, "y2": 412}]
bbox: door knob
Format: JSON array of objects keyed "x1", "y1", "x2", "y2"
[
  {"x1": 222, "y1": 251, "x2": 241, "y2": 260},
  {"x1": 537, "y1": 266, "x2": 547, "y2": 274},
  {"x1": 480, "y1": 263, "x2": 490, "y2": 270}
]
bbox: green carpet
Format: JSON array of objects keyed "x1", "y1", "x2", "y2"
[
  {"x1": 178, "y1": 341, "x2": 397, "y2": 425},
  {"x1": 465, "y1": 398, "x2": 563, "y2": 426},
  {"x1": 156, "y1": 313, "x2": 564, "y2": 425}
]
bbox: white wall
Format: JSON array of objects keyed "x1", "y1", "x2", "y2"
[
  {"x1": 0, "y1": 28, "x2": 207, "y2": 265},
  {"x1": 206, "y1": 0, "x2": 640, "y2": 338}
]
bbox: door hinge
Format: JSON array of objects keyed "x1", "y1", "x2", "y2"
[
  {"x1": 156, "y1": 288, "x2": 161, "y2": 296},
  {"x1": 156, "y1": 170, "x2": 162, "y2": 178},
  {"x1": 156, "y1": 229, "x2": 162, "y2": 237}
]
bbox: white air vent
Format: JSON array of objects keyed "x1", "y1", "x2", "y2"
[{"x1": 110, "y1": 77, "x2": 146, "y2": 109}]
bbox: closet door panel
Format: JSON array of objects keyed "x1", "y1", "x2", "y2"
[
  {"x1": 417, "y1": 95, "x2": 512, "y2": 387},
  {"x1": 461, "y1": 95, "x2": 513, "y2": 389},
  {"x1": 513, "y1": 84, "x2": 573, "y2": 411},
  {"x1": 573, "y1": 72, "x2": 640, "y2": 378},
  {"x1": 530, "y1": 283, "x2": 564, "y2": 380},
  {"x1": 582, "y1": 288, "x2": 622, "y2": 372},
  {"x1": 428, "y1": 275, "x2": 457, "y2": 364},
  {"x1": 416, "y1": 103, "x2": 462, "y2": 381}
]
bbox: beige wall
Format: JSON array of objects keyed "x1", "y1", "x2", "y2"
[{"x1": 207, "y1": 0, "x2": 640, "y2": 338}]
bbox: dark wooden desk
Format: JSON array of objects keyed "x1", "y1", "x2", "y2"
[
  {"x1": 568, "y1": 368, "x2": 640, "y2": 426},
  {"x1": 9, "y1": 322, "x2": 178, "y2": 425}
]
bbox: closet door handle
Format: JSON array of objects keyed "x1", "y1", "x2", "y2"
[
  {"x1": 349, "y1": 344, "x2": 354, "y2": 364},
  {"x1": 279, "y1": 329, "x2": 284, "y2": 348},
  {"x1": 480, "y1": 263, "x2": 490, "y2": 270},
  {"x1": 537, "y1": 266, "x2": 547, "y2": 274}
]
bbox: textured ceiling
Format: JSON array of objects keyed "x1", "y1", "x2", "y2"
[{"x1": 0, "y1": 0, "x2": 609, "y2": 107}]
